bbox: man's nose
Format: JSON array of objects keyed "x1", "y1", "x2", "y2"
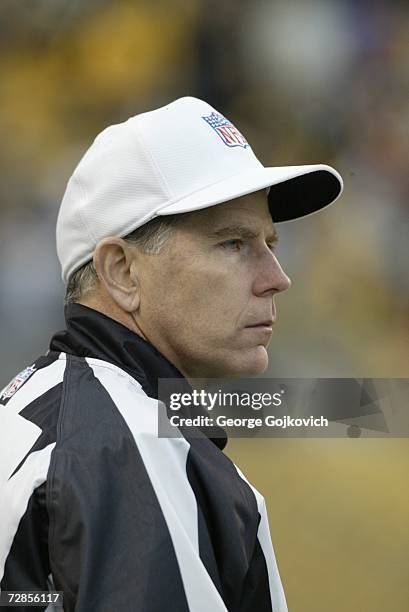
[{"x1": 253, "y1": 252, "x2": 292, "y2": 296}]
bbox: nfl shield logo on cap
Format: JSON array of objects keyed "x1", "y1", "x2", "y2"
[{"x1": 202, "y1": 111, "x2": 249, "y2": 149}]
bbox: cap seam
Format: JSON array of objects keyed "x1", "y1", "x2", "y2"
[
  {"x1": 75, "y1": 174, "x2": 98, "y2": 245},
  {"x1": 128, "y1": 120, "x2": 174, "y2": 200}
]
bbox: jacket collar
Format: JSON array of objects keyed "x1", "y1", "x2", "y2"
[
  {"x1": 50, "y1": 303, "x2": 227, "y2": 450},
  {"x1": 50, "y1": 303, "x2": 182, "y2": 399}
]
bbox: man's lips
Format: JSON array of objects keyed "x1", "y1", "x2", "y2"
[{"x1": 245, "y1": 320, "x2": 275, "y2": 329}]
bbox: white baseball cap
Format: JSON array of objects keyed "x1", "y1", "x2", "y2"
[{"x1": 57, "y1": 96, "x2": 343, "y2": 283}]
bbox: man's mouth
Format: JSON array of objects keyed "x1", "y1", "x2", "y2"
[{"x1": 245, "y1": 320, "x2": 274, "y2": 331}]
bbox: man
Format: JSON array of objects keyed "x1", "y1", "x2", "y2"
[{"x1": 0, "y1": 97, "x2": 342, "y2": 611}]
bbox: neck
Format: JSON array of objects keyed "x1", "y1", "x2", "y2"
[{"x1": 78, "y1": 294, "x2": 147, "y2": 340}]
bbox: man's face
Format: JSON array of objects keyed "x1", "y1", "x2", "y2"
[{"x1": 134, "y1": 191, "x2": 291, "y2": 378}]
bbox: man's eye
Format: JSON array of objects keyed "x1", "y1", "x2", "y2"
[{"x1": 221, "y1": 239, "x2": 243, "y2": 251}]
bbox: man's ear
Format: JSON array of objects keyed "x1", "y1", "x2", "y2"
[{"x1": 93, "y1": 237, "x2": 140, "y2": 313}]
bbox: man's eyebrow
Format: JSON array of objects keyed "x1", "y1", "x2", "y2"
[{"x1": 209, "y1": 224, "x2": 279, "y2": 243}]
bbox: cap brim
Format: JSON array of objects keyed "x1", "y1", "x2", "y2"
[{"x1": 157, "y1": 164, "x2": 342, "y2": 223}]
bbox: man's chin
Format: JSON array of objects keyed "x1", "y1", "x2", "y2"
[
  {"x1": 185, "y1": 346, "x2": 269, "y2": 379},
  {"x1": 245, "y1": 345, "x2": 269, "y2": 375},
  {"x1": 224, "y1": 345, "x2": 269, "y2": 378}
]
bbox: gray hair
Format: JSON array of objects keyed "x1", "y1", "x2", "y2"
[{"x1": 64, "y1": 215, "x2": 181, "y2": 305}]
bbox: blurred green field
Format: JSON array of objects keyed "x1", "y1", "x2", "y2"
[{"x1": 227, "y1": 438, "x2": 409, "y2": 611}]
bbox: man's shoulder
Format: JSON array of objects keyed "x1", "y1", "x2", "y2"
[
  {"x1": 0, "y1": 351, "x2": 144, "y2": 442},
  {"x1": 0, "y1": 351, "x2": 65, "y2": 414},
  {"x1": 58, "y1": 354, "x2": 156, "y2": 439},
  {"x1": 1, "y1": 351, "x2": 147, "y2": 413},
  {"x1": 0, "y1": 351, "x2": 150, "y2": 480},
  {"x1": 60, "y1": 353, "x2": 148, "y2": 408},
  {"x1": 0, "y1": 352, "x2": 66, "y2": 483}
]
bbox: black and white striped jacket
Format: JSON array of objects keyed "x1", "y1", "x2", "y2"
[{"x1": 0, "y1": 304, "x2": 287, "y2": 611}]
